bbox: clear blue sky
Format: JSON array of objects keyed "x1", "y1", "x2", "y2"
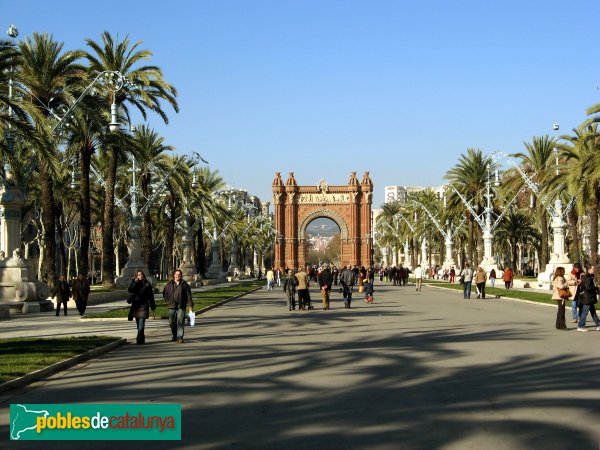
[{"x1": 4, "y1": 0, "x2": 600, "y2": 207}]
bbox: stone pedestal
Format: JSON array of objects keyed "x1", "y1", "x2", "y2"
[
  {"x1": 479, "y1": 257, "x2": 499, "y2": 278},
  {"x1": 537, "y1": 259, "x2": 573, "y2": 291},
  {"x1": 0, "y1": 260, "x2": 52, "y2": 313},
  {"x1": 0, "y1": 184, "x2": 51, "y2": 313},
  {"x1": 228, "y1": 239, "x2": 240, "y2": 276},
  {"x1": 115, "y1": 217, "x2": 155, "y2": 288},
  {"x1": 206, "y1": 238, "x2": 227, "y2": 280}
]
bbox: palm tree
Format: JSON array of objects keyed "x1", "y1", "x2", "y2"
[
  {"x1": 187, "y1": 167, "x2": 225, "y2": 275},
  {"x1": 84, "y1": 32, "x2": 178, "y2": 286},
  {"x1": 63, "y1": 91, "x2": 107, "y2": 278},
  {"x1": 0, "y1": 38, "x2": 37, "y2": 146},
  {"x1": 156, "y1": 155, "x2": 191, "y2": 273},
  {"x1": 561, "y1": 124, "x2": 600, "y2": 269},
  {"x1": 128, "y1": 125, "x2": 173, "y2": 274},
  {"x1": 495, "y1": 208, "x2": 540, "y2": 272},
  {"x1": 510, "y1": 135, "x2": 557, "y2": 273},
  {"x1": 445, "y1": 148, "x2": 489, "y2": 265},
  {"x1": 375, "y1": 201, "x2": 404, "y2": 265},
  {"x1": 18, "y1": 33, "x2": 86, "y2": 287}
]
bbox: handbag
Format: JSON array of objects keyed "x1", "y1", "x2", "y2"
[{"x1": 558, "y1": 288, "x2": 571, "y2": 299}]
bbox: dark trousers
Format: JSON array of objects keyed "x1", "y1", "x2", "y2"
[
  {"x1": 343, "y1": 287, "x2": 353, "y2": 307},
  {"x1": 556, "y1": 300, "x2": 567, "y2": 330},
  {"x1": 55, "y1": 301, "x2": 67, "y2": 316},
  {"x1": 75, "y1": 298, "x2": 87, "y2": 315},
  {"x1": 168, "y1": 308, "x2": 186, "y2": 340},
  {"x1": 135, "y1": 317, "x2": 146, "y2": 343},
  {"x1": 286, "y1": 290, "x2": 296, "y2": 310},
  {"x1": 476, "y1": 282, "x2": 486, "y2": 299}
]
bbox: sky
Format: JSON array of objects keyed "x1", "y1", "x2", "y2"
[{"x1": 3, "y1": 0, "x2": 600, "y2": 208}]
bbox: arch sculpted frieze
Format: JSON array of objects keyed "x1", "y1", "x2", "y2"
[{"x1": 298, "y1": 193, "x2": 350, "y2": 204}]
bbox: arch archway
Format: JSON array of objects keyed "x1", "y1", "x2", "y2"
[{"x1": 272, "y1": 172, "x2": 373, "y2": 269}]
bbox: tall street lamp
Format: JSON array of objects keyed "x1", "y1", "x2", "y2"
[
  {"x1": 410, "y1": 200, "x2": 466, "y2": 270},
  {"x1": 490, "y1": 133, "x2": 575, "y2": 288},
  {"x1": 446, "y1": 163, "x2": 518, "y2": 273}
]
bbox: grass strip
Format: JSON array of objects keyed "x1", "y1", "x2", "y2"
[
  {"x1": 0, "y1": 336, "x2": 121, "y2": 383},
  {"x1": 423, "y1": 280, "x2": 555, "y2": 305},
  {"x1": 86, "y1": 282, "x2": 262, "y2": 319}
]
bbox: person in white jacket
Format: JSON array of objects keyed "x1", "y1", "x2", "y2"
[{"x1": 414, "y1": 264, "x2": 424, "y2": 291}]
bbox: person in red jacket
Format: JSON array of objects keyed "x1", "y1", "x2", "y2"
[{"x1": 503, "y1": 266, "x2": 514, "y2": 289}]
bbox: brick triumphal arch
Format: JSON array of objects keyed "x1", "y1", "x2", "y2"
[{"x1": 272, "y1": 171, "x2": 373, "y2": 270}]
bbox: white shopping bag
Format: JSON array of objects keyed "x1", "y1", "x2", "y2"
[{"x1": 188, "y1": 309, "x2": 195, "y2": 327}]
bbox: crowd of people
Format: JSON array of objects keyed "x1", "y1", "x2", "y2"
[
  {"x1": 552, "y1": 262, "x2": 600, "y2": 332},
  {"x1": 266, "y1": 264, "x2": 378, "y2": 310}
]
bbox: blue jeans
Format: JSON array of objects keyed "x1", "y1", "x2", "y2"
[
  {"x1": 490, "y1": 278, "x2": 495, "y2": 288},
  {"x1": 135, "y1": 317, "x2": 146, "y2": 343},
  {"x1": 168, "y1": 308, "x2": 186, "y2": 340},
  {"x1": 571, "y1": 300, "x2": 578, "y2": 321},
  {"x1": 578, "y1": 304, "x2": 600, "y2": 328},
  {"x1": 463, "y1": 281, "x2": 472, "y2": 298}
]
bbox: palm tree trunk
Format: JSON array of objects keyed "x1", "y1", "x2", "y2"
[
  {"x1": 196, "y1": 222, "x2": 206, "y2": 276},
  {"x1": 78, "y1": 146, "x2": 92, "y2": 277},
  {"x1": 539, "y1": 207, "x2": 548, "y2": 273},
  {"x1": 39, "y1": 163, "x2": 57, "y2": 288},
  {"x1": 511, "y1": 240, "x2": 518, "y2": 272},
  {"x1": 101, "y1": 146, "x2": 118, "y2": 287},
  {"x1": 467, "y1": 215, "x2": 474, "y2": 265},
  {"x1": 143, "y1": 209, "x2": 153, "y2": 274},
  {"x1": 166, "y1": 203, "x2": 176, "y2": 273},
  {"x1": 568, "y1": 207, "x2": 581, "y2": 264},
  {"x1": 55, "y1": 202, "x2": 68, "y2": 276},
  {"x1": 590, "y1": 198, "x2": 599, "y2": 270}
]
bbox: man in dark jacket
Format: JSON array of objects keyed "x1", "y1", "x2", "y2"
[
  {"x1": 577, "y1": 265, "x2": 600, "y2": 332},
  {"x1": 339, "y1": 266, "x2": 356, "y2": 309},
  {"x1": 163, "y1": 269, "x2": 194, "y2": 343},
  {"x1": 318, "y1": 264, "x2": 334, "y2": 310},
  {"x1": 55, "y1": 275, "x2": 71, "y2": 316},
  {"x1": 72, "y1": 273, "x2": 91, "y2": 316}
]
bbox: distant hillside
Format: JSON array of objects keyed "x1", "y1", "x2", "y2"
[{"x1": 306, "y1": 218, "x2": 340, "y2": 237}]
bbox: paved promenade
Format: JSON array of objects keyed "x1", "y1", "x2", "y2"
[{"x1": 2, "y1": 283, "x2": 600, "y2": 449}]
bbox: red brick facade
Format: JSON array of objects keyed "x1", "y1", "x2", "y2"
[{"x1": 272, "y1": 171, "x2": 373, "y2": 270}]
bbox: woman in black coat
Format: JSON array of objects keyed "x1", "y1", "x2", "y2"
[
  {"x1": 577, "y1": 265, "x2": 600, "y2": 332},
  {"x1": 128, "y1": 270, "x2": 156, "y2": 344}
]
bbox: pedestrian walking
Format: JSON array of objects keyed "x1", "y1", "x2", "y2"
[
  {"x1": 460, "y1": 264, "x2": 473, "y2": 299},
  {"x1": 318, "y1": 263, "x2": 333, "y2": 310},
  {"x1": 577, "y1": 264, "x2": 600, "y2": 332},
  {"x1": 569, "y1": 263, "x2": 584, "y2": 323},
  {"x1": 296, "y1": 267, "x2": 310, "y2": 310},
  {"x1": 489, "y1": 268, "x2": 496, "y2": 288},
  {"x1": 475, "y1": 267, "x2": 487, "y2": 299},
  {"x1": 363, "y1": 279, "x2": 374, "y2": 303},
  {"x1": 503, "y1": 266, "x2": 513, "y2": 289},
  {"x1": 54, "y1": 275, "x2": 71, "y2": 316},
  {"x1": 163, "y1": 269, "x2": 194, "y2": 343},
  {"x1": 127, "y1": 270, "x2": 156, "y2": 344},
  {"x1": 414, "y1": 264, "x2": 423, "y2": 291},
  {"x1": 283, "y1": 269, "x2": 298, "y2": 311},
  {"x1": 266, "y1": 268, "x2": 275, "y2": 291},
  {"x1": 72, "y1": 273, "x2": 91, "y2": 316},
  {"x1": 339, "y1": 265, "x2": 356, "y2": 308}
]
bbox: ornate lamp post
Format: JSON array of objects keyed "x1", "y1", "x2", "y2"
[
  {"x1": 410, "y1": 200, "x2": 465, "y2": 270},
  {"x1": 490, "y1": 131, "x2": 575, "y2": 288},
  {"x1": 446, "y1": 163, "x2": 518, "y2": 273}
]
